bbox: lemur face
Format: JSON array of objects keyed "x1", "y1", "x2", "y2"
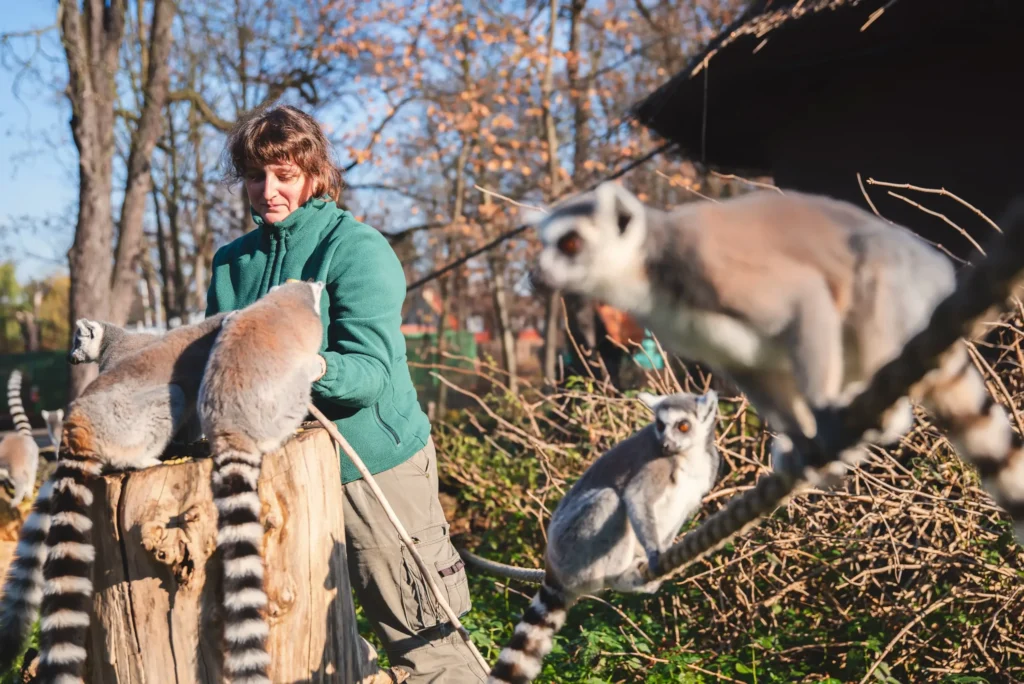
[
  {"x1": 68, "y1": 319, "x2": 103, "y2": 365},
  {"x1": 532, "y1": 182, "x2": 650, "y2": 306},
  {"x1": 638, "y1": 390, "x2": 719, "y2": 456}
]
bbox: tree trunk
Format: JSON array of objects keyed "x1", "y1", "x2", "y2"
[
  {"x1": 76, "y1": 427, "x2": 381, "y2": 683},
  {"x1": 434, "y1": 275, "x2": 451, "y2": 418},
  {"x1": 107, "y1": 0, "x2": 176, "y2": 324},
  {"x1": 540, "y1": 0, "x2": 565, "y2": 383},
  {"x1": 165, "y1": 106, "x2": 189, "y2": 320},
  {"x1": 152, "y1": 179, "x2": 177, "y2": 324},
  {"x1": 541, "y1": 292, "x2": 561, "y2": 383},
  {"x1": 60, "y1": 0, "x2": 175, "y2": 398},
  {"x1": 189, "y1": 96, "x2": 213, "y2": 314},
  {"x1": 488, "y1": 253, "x2": 517, "y2": 394},
  {"x1": 141, "y1": 247, "x2": 164, "y2": 328},
  {"x1": 15, "y1": 314, "x2": 39, "y2": 353}
]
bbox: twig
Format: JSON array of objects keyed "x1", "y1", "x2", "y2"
[
  {"x1": 885, "y1": 190, "x2": 986, "y2": 256},
  {"x1": 580, "y1": 593, "x2": 655, "y2": 645},
  {"x1": 856, "y1": 171, "x2": 886, "y2": 221},
  {"x1": 864, "y1": 179, "x2": 1003, "y2": 234},
  {"x1": 858, "y1": 595, "x2": 955, "y2": 684},
  {"x1": 654, "y1": 169, "x2": 718, "y2": 203},
  {"x1": 473, "y1": 184, "x2": 547, "y2": 213},
  {"x1": 306, "y1": 403, "x2": 492, "y2": 674},
  {"x1": 708, "y1": 170, "x2": 784, "y2": 194},
  {"x1": 965, "y1": 340, "x2": 1024, "y2": 441}
]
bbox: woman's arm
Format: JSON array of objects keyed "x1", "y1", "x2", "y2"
[
  {"x1": 205, "y1": 246, "x2": 231, "y2": 318},
  {"x1": 313, "y1": 227, "x2": 405, "y2": 409}
]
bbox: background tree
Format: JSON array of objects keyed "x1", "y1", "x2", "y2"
[{"x1": 58, "y1": 0, "x2": 175, "y2": 396}]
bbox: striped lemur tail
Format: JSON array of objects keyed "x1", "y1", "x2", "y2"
[
  {"x1": 907, "y1": 197, "x2": 1024, "y2": 544},
  {"x1": 919, "y1": 343, "x2": 1024, "y2": 541},
  {"x1": 7, "y1": 369, "x2": 31, "y2": 436},
  {"x1": 487, "y1": 572, "x2": 573, "y2": 684},
  {"x1": 0, "y1": 478, "x2": 54, "y2": 672},
  {"x1": 35, "y1": 452, "x2": 103, "y2": 684},
  {"x1": 211, "y1": 435, "x2": 271, "y2": 684},
  {"x1": 457, "y1": 548, "x2": 546, "y2": 584}
]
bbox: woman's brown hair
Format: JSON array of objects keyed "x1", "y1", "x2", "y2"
[{"x1": 224, "y1": 104, "x2": 344, "y2": 204}]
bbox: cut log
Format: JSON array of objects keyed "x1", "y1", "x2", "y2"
[{"x1": 73, "y1": 426, "x2": 386, "y2": 683}]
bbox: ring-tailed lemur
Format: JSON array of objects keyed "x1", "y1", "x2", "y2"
[
  {"x1": 198, "y1": 280, "x2": 325, "y2": 684},
  {"x1": 68, "y1": 319, "x2": 214, "y2": 448},
  {"x1": 0, "y1": 371, "x2": 62, "y2": 674},
  {"x1": 0, "y1": 478, "x2": 54, "y2": 672},
  {"x1": 531, "y1": 182, "x2": 1024, "y2": 544},
  {"x1": 0, "y1": 371, "x2": 62, "y2": 508},
  {"x1": 486, "y1": 390, "x2": 720, "y2": 684},
  {"x1": 68, "y1": 318, "x2": 162, "y2": 372},
  {"x1": 0, "y1": 370, "x2": 40, "y2": 509},
  {"x1": 0, "y1": 312, "x2": 228, "y2": 681}
]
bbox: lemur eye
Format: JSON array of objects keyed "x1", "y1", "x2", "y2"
[
  {"x1": 655, "y1": 418, "x2": 666, "y2": 433},
  {"x1": 676, "y1": 420, "x2": 691, "y2": 433},
  {"x1": 556, "y1": 231, "x2": 583, "y2": 257}
]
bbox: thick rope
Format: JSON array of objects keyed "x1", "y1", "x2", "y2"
[
  {"x1": 306, "y1": 403, "x2": 492, "y2": 674},
  {"x1": 642, "y1": 197, "x2": 1024, "y2": 582}
]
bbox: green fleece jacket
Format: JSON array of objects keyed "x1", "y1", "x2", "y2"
[{"x1": 205, "y1": 197, "x2": 431, "y2": 483}]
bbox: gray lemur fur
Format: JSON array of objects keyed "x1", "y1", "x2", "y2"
[
  {"x1": 67, "y1": 317, "x2": 206, "y2": 445},
  {"x1": 2, "y1": 312, "x2": 229, "y2": 681},
  {"x1": 68, "y1": 318, "x2": 162, "y2": 372},
  {"x1": 0, "y1": 370, "x2": 61, "y2": 508},
  {"x1": 198, "y1": 280, "x2": 326, "y2": 684},
  {"x1": 486, "y1": 389, "x2": 720, "y2": 684},
  {"x1": 530, "y1": 182, "x2": 1024, "y2": 545}
]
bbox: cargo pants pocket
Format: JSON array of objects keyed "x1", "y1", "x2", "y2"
[{"x1": 400, "y1": 520, "x2": 472, "y2": 633}]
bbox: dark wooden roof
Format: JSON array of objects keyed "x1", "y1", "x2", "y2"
[{"x1": 631, "y1": 0, "x2": 1024, "y2": 174}]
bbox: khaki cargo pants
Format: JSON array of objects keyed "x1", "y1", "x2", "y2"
[{"x1": 343, "y1": 437, "x2": 488, "y2": 683}]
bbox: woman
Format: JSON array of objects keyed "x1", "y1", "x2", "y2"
[{"x1": 206, "y1": 104, "x2": 486, "y2": 684}]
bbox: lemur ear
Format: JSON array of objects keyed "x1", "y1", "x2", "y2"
[
  {"x1": 41, "y1": 410, "x2": 49, "y2": 420},
  {"x1": 594, "y1": 181, "x2": 645, "y2": 238},
  {"x1": 636, "y1": 391, "x2": 663, "y2": 411},
  {"x1": 699, "y1": 390, "x2": 719, "y2": 423},
  {"x1": 519, "y1": 206, "x2": 548, "y2": 227}
]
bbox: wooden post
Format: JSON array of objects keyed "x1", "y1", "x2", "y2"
[{"x1": 73, "y1": 426, "x2": 387, "y2": 683}]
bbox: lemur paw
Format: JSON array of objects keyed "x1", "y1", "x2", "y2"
[
  {"x1": 806, "y1": 405, "x2": 847, "y2": 468},
  {"x1": 647, "y1": 550, "x2": 660, "y2": 568}
]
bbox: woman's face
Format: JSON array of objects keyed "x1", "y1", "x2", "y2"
[{"x1": 245, "y1": 160, "x2": 314, "y2": 224}]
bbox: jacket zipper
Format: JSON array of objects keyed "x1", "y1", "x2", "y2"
[{"x1": 375, "y1": 404, "x2": 401, "y2": 445}]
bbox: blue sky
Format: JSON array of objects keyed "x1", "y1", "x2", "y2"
[{"x1": 0, "y1": 4, "x2": 77, "y2": 284}]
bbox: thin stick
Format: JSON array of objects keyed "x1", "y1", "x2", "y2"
[
  {"x1": 864, "y1": 179, "x2": 1003, "y2": 234},
  {"x1": 885, "y1": 190, "x2": 986, "y2": 256},
  {"x1": 856, "y1": 171, "x2": 887, "y2": 221},
  {"x1": 654, "y1": 169, "x2": 718, "y2": 203},
  {"x1": 857, "y1": 595, "x2": 955, "y2": 684},
  {"x1": 306, "y1": 403, "x2": 493, "y2": 674},
  {"x1": 708, "y1": 170, "x2": 784, "y2": 194},
  {"x1": 473, "y1": 184, "x2": 547, "y2": 213}
]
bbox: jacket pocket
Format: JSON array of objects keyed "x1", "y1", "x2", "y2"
[
  {"x1": 400, "y1": 522, "x2": 472, "y2": 632},
  {"x1": 373, "y1": 403, "x2": 401, "y2": 446}
]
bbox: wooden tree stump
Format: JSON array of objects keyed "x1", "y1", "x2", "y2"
[{"x1": 72, "y1": 426, "x2": 387, "y2": 683}]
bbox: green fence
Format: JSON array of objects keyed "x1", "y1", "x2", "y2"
[
  {"x1": 404, "y1": 330, "x2": 478, "y2": 409},
  {"x1": 0, "y1": 351, "x2": 70, "y2": 428}
]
